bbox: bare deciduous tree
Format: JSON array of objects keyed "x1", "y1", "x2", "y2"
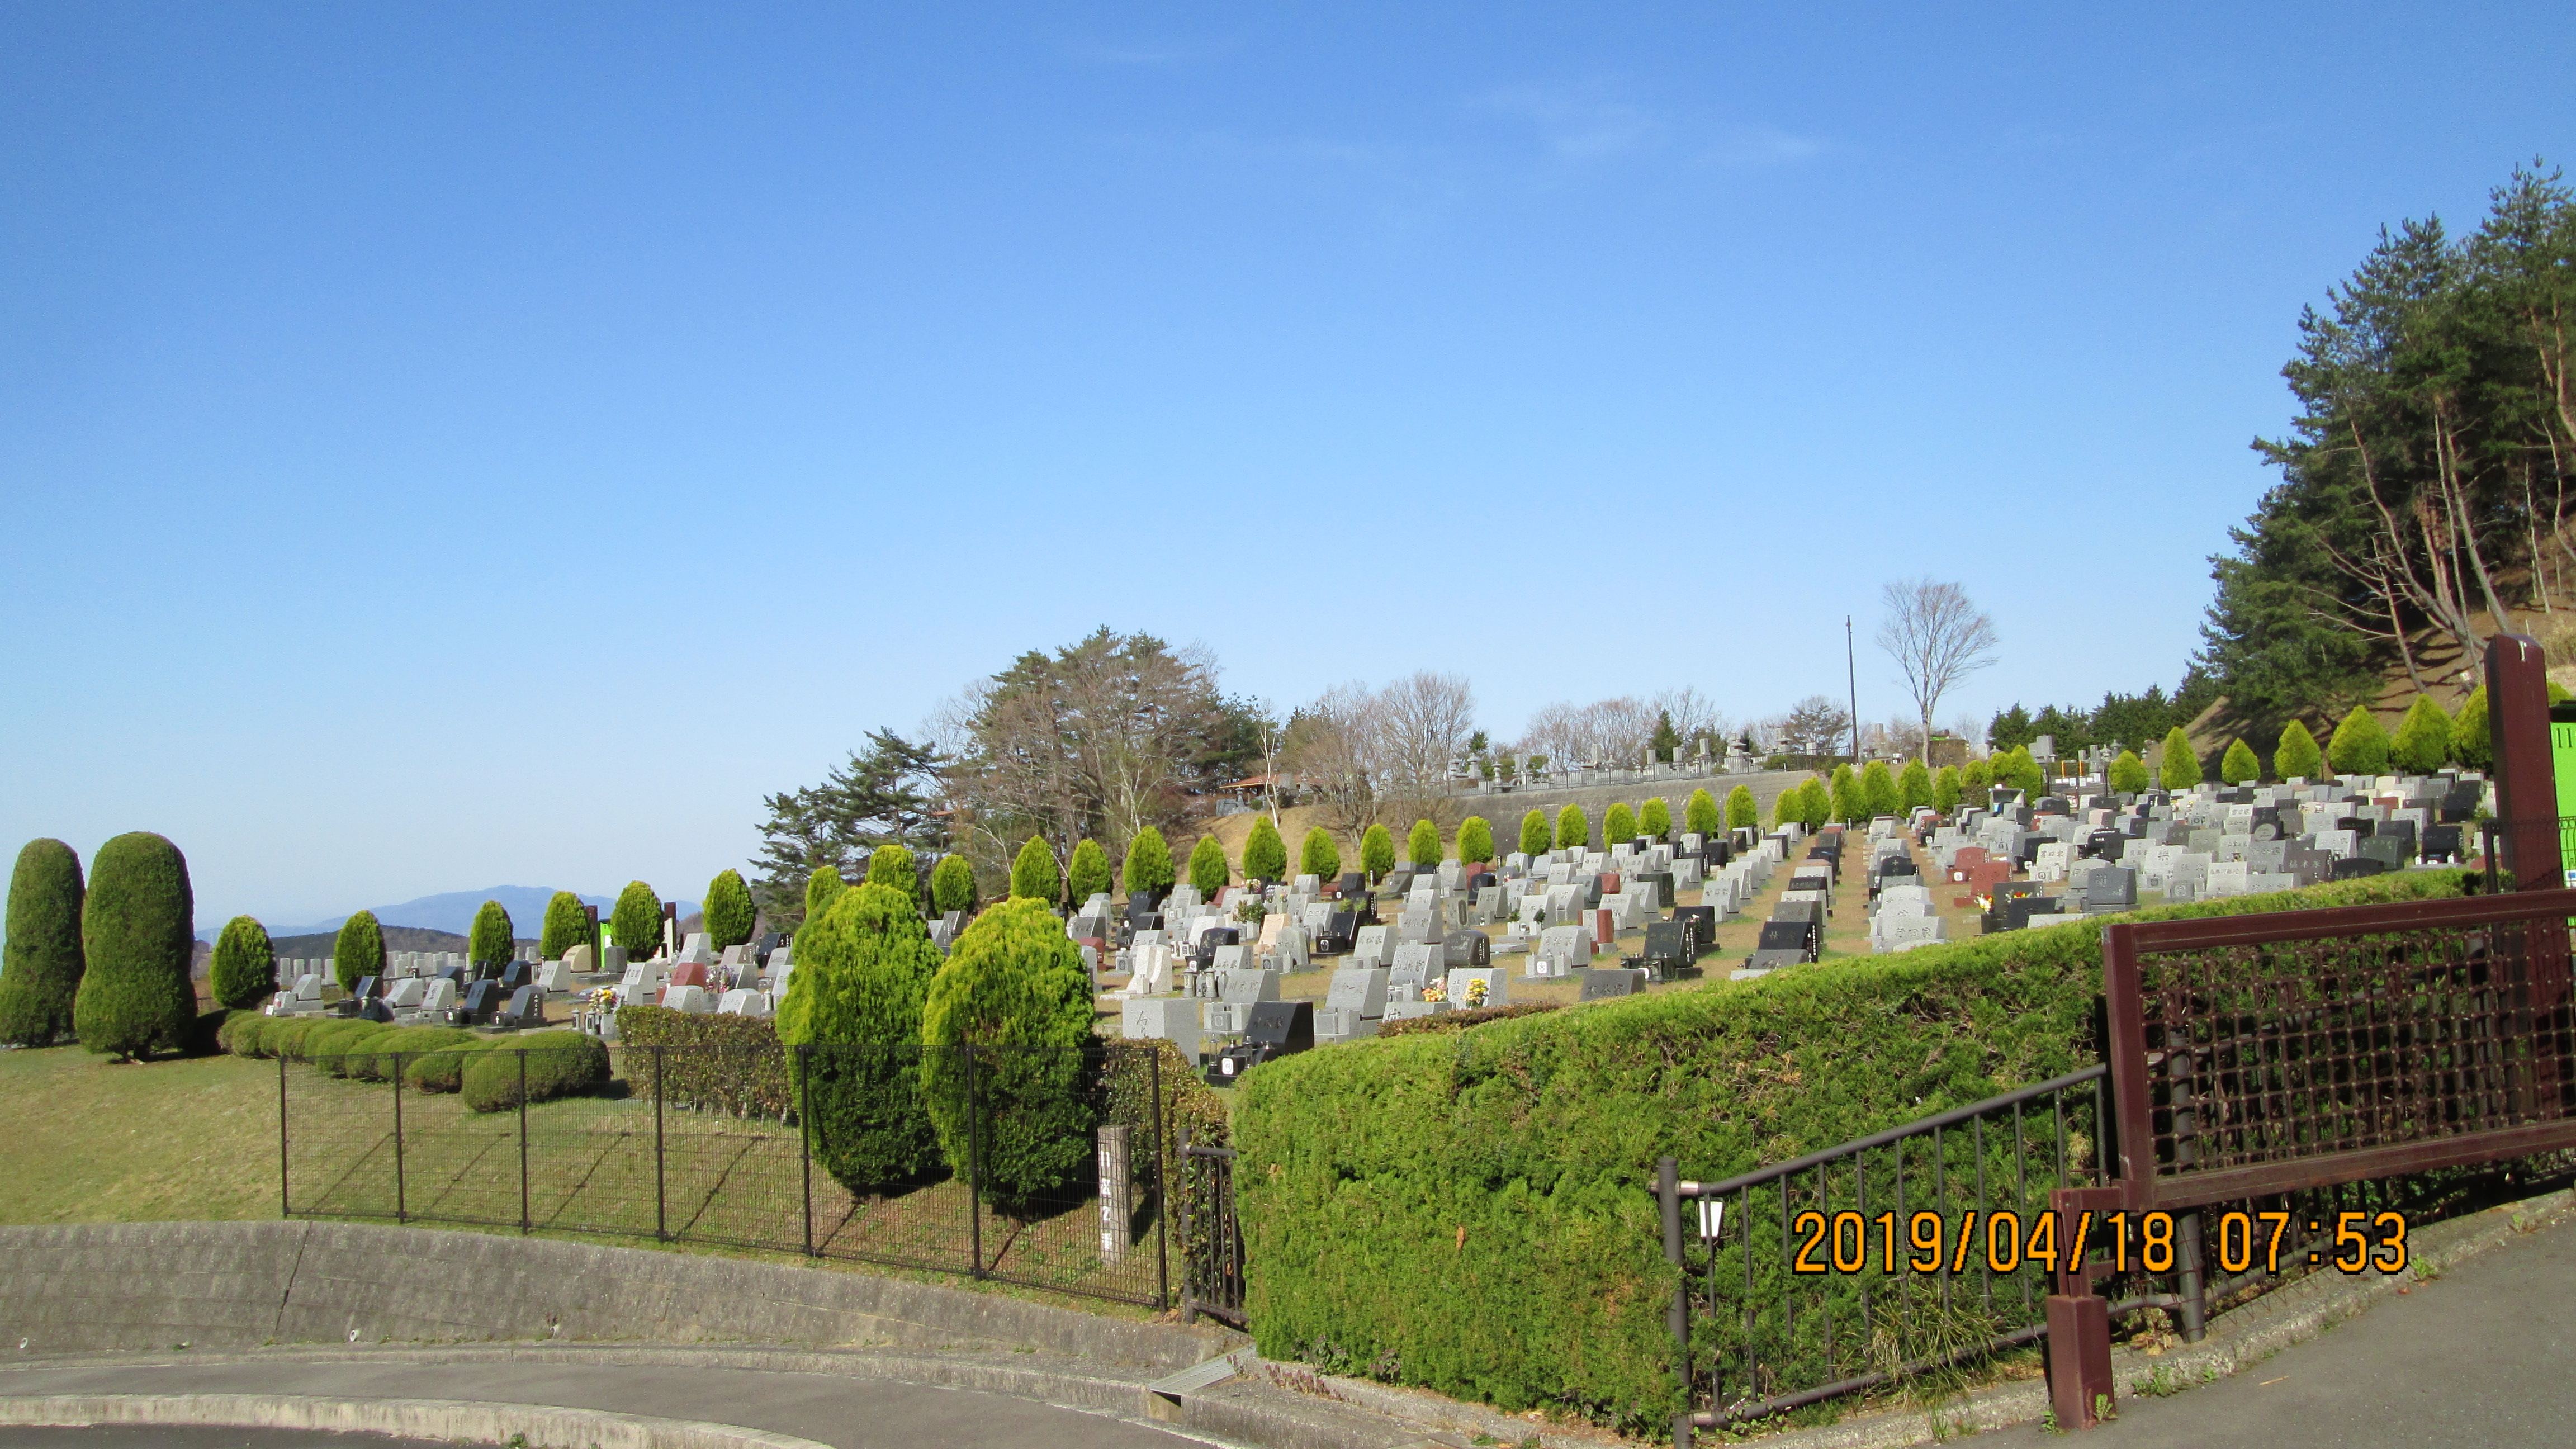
[
  {"x1": 1377, "y1": 671, "x2": 1479, "y2": 787},
  {"x1": 1876, "y1": 579, "x2": 2001, "y2": 766},
  {"x1": 1285, "y1": 683, "x2": 1390, "y2": 835},
  {"x1": 1771, "y1": 695, "x2": 1852, "y2": 759}
]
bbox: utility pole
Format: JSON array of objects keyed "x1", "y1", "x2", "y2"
[{"x1": 1845, "y1": 615, "x2": 1861, "y2": 766}]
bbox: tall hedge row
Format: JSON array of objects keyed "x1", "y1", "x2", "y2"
[
  {"x1": 73, "y1": 832, "x2": 198, "y2": 1060},
  {"x1": 1232, "y1": 869, "x2": 2469, "y2": 1429},
  {"x1": 0, "y1": 839, "x2": 86, "y2": 1046}
]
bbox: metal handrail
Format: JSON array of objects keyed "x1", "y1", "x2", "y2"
[{"x1": 1678, "y1": 1064, "x2": 2109, "y2": 1200}]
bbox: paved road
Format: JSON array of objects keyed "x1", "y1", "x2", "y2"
[
  {"x1": 1983, "y1": 1212, "x2": 2576, "y2": 1446},
  {"x1": 0, "y1": 1358, "x2": 1199, "y2": 1449}
]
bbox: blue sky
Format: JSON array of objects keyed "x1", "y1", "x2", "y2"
[{"x1": 4, "y1": 2, "x2": 2571, "y2": 930}]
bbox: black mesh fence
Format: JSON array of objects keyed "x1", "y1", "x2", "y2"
[{"x1": 279, "y1": 1040, "x2": 1187, "y2": 1308}]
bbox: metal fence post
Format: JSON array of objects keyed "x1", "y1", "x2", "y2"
[
  {"x1": 1151, "y1": 1047, "x2": 1170, "y2": 1311},
  {"x1": 965, "y1": 1044, "x2": 986, "y2": 1280},
  {"x1": 1660, "y1": 1155, "x2": 1691, "y2": 1449},
  {"x1": 392, "y1": 1053, "x2": 406, "y2": 1224},
  {"x1": 655, "y1": 1043, "x2": 667, "y2": 1242},
  {"x1": 277, "y1": 1053, "x2": 290, "y2": 1218},
  {"x1": 518, "y1": 1050, "x2": 531, "y2": 1234},
  {"x1": 1177, "y1": 1126, "x2": 1194, "y2": 1325},
  {"x1": 799, "y1": 1045, "x2": 815, "y2": 1257}
]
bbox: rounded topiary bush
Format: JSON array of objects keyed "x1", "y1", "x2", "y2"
[
  {"x1": 208, "y1": 916, "x2": 277, "y2": 1010},
  {"x1": 918, "y1": 897, "x2": 1098, "y2": 1216},
  {"x1": 1639, "y1": 798, "x2": 1672, "y2": 841},
  {"x1": 1798, "y1": 779, "x2": 1831, "y2": 831},
  {"x1": 2158, "y1": 728, "x2": 2202, "y2": 790},
  {"x1": 0, "y1": 838, "x2": 86, "y2": 1047},
  {"x1": 776, "y1": 882, "x2": 945, "y2": 1192},
  {"x1": 1896, "y1": 760, "x2": 1932, "y2": 813},
  {"x1": 2219, "y1": 738, "x2": 2261, "y2": 786},
  {"x1": 1187, "y1": 835, "x2": 1229, "y2": 896},
  {"x1": 804, "y1": 866, "x2": 845, "y2": 926},
  {"x1": 358, "y1": 1024, "x2": 473, "y2": 1081},
  {"x1": 931, "y1": 854, "x2": 977, "y2": 915},
  {"x1": 1725, "y1": 785, "x2": 1758, "y2": 831},
  {"x1": 866, "y1": 845, "x2": 918, "y2": 909},
  {"x1": 1067, "y1": 839, "x2": 1111, "y2": 905},
  {"x1": 333, "y1": 909, "x2": 385, "y2": 993},
  {"x1": 1555, "y1": 806, "x2": 1588, "y2": 851},
  {"x1": 541, "y1": 891, "x2": 590, "y2": 961},
  {"x1": 1407, "y1": 818, "x2": 1441, "y2": 869},
  {"x1": 1684, "y1": 789, "x2": 1721, "y2": 839},
  {"x1": 262, "y1": 1016, "x2": 330, "y2": 1062},
  {"x1": 470, "y1": 900, "x2": 515, "y2": 967},
  {"x1": 1358, "y1": 825, "x2": 1396, "y2": 882},
  {"x1": 216, "y1": 1009, "x2": 270, "y2": 1057},
  {"x1": 1299, "y1": 827, "x2": 1340, "y2": 883},
  {"x1": 314, "y1": 1022, "x2": 396, "y2": 1077},
  {"x1": 406, "y1": 1036, "x2": 500, "y2": 1093},
  {"x1": 1122, "y1": 827, "x2": 1175, "y2": 899},
  {"x1": 2392, "y1": 696, "x2": 2453, "y2": 775},
  {"x1": 1518, "y1": 810, "x2": 1550, "y2": 858},
  {"x1": 1242, "y1": 819, "x2": 1288, "y2": 885},
  {"x1": 1456, "y1": 816, "x2": 1494, "y2": 867},
  {"x1": 1862, "y1": 761, "x2": 1899, "y2": 818},
  {"x1": 611, "y1": 881, "x2": 661, "y2": 960},
  {"x1": 461, "y1": 1031, "x2": 611, "y2": 1112},
  {"x1": 1602, "y1": 803, "x2": 1636, "y2": 845},
  {"x1": 1010, "y1": 836, "x2": 1062, "y2": 906},
  {"x1": 2328, "y1": 707, "x2": 2391, "y2": 777},
  {"x1": 2451, "y1": 687, "x2": 2489, "y2": 769},
  {"x1": 74, "y1": 831, "x2": 197, "y2": 1060},
  {"x1": 1932, "y1": 767, "x2": 1962, "y2": 815},
  {"x1": 705, "y1": 868, "x2": 756, "y2": 948},
  {"x1": 297, "y1": 1019, "x2": 384, "y2": 1072},
  {"x1": 2109, "y1": 750, "x2": 2151, "y2": 794}
]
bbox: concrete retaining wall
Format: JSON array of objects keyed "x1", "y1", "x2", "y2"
[{"x1": 0, "y1": 1222, "x2": 1232, "y2": 1370}]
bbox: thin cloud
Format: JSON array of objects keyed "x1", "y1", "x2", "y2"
[{"x1": 1476, "y1": 84, "x2": 1667, "y2": 162}]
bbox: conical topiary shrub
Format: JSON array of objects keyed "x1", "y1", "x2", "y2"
[
  {"x1": 2328, "y1": 706, "x2": 2390, "y2": 777},
  {"x1": 776, "y1": 882, "x2": 945, "y2": 1192},
  {"x1": 1299, "y1": 827, "x2": 1341, "y2": 882},
  {"x1": 1725, "y1": 785, "x2": 1757, "y2": 831},
  {"x1": 2391, "y1": 696, "x2": 2454, "y2": 775},
  {"x1": 1640, "y1": 797, "x2": 1672, "y2": 840},
  {"x1": 1407, "y1": 818, "x2": 1442, "y2": 868},
  {"x1": 2157, "y1": 728, "x2": 2201, "y2": 790},
  {"x1": 1862, "y1": 761, "x2": 1899, "y2": 818},
  {"x1": 1602, "y1": 802, "x2": 1637, "y2": 844},
  {"x1": 2274, "y1": 719, "x2": 2323, "y2": 780},
  {"x1": 1931, "y1": 767, "x2": 1962, "y2": 815},
  {"x1": 0, "y1": 839, "x2": 86, "y2": 1046},
  {"x1": 803, "y1": 867, "x2": 844, "y2": 929},
  {"x1": 1456, "y1": 816, "x2": 1495, "y2": 866},
  {"x1": 1187, "y1": 835, "x2": 1229, "y2": 896},
  {"x1": 74, "y1": 832, "x2": 197, "y2": 1060},
  {"x1": 2451, "y1": 686, "x2": 2489, "y2": 769},
  {"x1": 1067, "y1": 839, "x2": 1111, "y2": 905},
  {"x1": 2219, "y1": 739, "x2": 2261, "y2": 786},
  {"x1": 1517, "y1": 810, "x2": 1550, "y2": 858},
  {"x1": 611, "y1": 882, "x2": 661, "y2": 961},
  {"x1": 1010, "y1": 836, "x2": 1062, "y2": 906},
  {"x1": 2109, "y1": 750, "x2": 2150, "y2": 794},
  {"x1": 333, "y1": 909, "x2": 385, "y2": 993},
  {"x1": 1359, "y1": 824, "x2": 1396, "y2": 881},
  {"x1": 539, "y1": 891, "x2": 590, "y2": 961},
  {"x1": 209, "y1": 916, "x2": 276, "y2": 1010},
  {"x1": 1555, "y1": 805, "x2": 1588, "y2": 851},
  {"x1": 917, "y1": 898, "x2": 1099, "y2": 1216},
  {"x1": 1121, "y1": 827, "x2": 1175, "y2": 900},
  {"x1": 931, "y1": 854, "x2": 977, "y2": 915},
  {"x1": 1683, "y1": 789, "x2": 1720, "y2": 839}
]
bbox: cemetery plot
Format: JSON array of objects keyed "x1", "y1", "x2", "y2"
[{"x1": 278, "y1": 1043, "x2": 1186, "y2": 1308}]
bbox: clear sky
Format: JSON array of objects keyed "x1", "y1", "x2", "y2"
[{"x1": 4, "y1": 2, "x2": 2571, "y2": 931}]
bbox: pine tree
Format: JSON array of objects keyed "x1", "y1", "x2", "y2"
[
  {"x1": 1067, "y1": 839, "x2": 1111, "y2": 905},
  {"x1": 612, "y1": 882, "x2": 662, "y2": 961},
  {"x1": 917, "y1": 898, "x2": 1097, "y2": 1215},
  {"x1": 1649, "y1": 709, "x2": 1680, "y2": 763},
  {"x1": 931, "y1": 854, "x2": 977, "y2": 915},
  {"x1": 2218, "y1": 738, "x2": 2261, "y2": 786},
  {"x1": 1456, "y1": 816, "x2": 1495, "y2": 865},
  {"x1": 1684, "y1": 788, "x2": 1721, "y2": 839},
  {"x1": 1640, "y1": 797, "x2": 1673, "y2": 840},
  {"x1": 207, "y1": 916, "x2": 275, "y2": 1010},
  {"x1": 2272, "y1": 719, "x2": 2322, "y2": 779},
  {"x1": 865, "y1": 844, "x2": 919, "y2": 910},
  {"x1": 1010, "y1": 836, "x2": 1063, "y2": 906},
  {"x1": 803, "y1": 867, "x2": 844, "y2": 926},
  {"x1": 469, "y1": 900, "x2": 515, "y2": 965},
  {"x1": 1896, "y1": 760, "x2": 1932, "y2": 813},
  {"x1": 2451, "y1": 686, "x2": 2490, "y2": 769},
  {"x1": 2390, "y1": 695, "x2": 2454, "y2": 775},
  {"x1": 1602, "y1": 802, "x2": 1635, "y2": 844},
  {"x1": 1187, "y1": 835, "x2": 1229, "y2": 896},
  {"x1": 2328, "y1": 706, "x2": 2392, "y2": 776},
  {"x1": 1299, "y1": 827, "x2": 1341, "y2": 882},
  {"x1": 1407, "y1": 818, "x2": 1442, "y2": 868},
  {"x1": 0, "y1": 839, "x2": 84, "y2": 1047},
  {"x1": 333, "y1": 909, "x2": 386, "y2": 993},
  {"x1": 1555, "y1": 804, "x2": 1589, "y2": 851},
  {"x1": 2109, "y1": 750, "x2": 2151, "y2": 794},
  {"x1": 1518, "y1": 809, "x2": 1551, "y2": 858},
  {"x1": 1725, "y1": 785, "x2": 1758, "y2": 831},
  {"x1": 1862, "y1": 761, "x2": 1900, "y2": 818},
  {"x1": 2157, "y1": 728, "x2": 2201, "y2": 790},
  {"x1": 539, "y1": 891, "x2": 589, "y2": 961},
  {"x1": 1359, "y1": 823, "x2": 1396, "y2": 881},
  {"x1": 776, "y1": 882, "x2": 945, "y2": 1190},
  {"x1": 1931, "y1": 766, "x2": 1962, "y2": 815},
  {"x1": 73, "y1": 832, "x2": 197, "y2": 1060},
  {"x1": 1241, "y1": 817, "x2": 1288, "y2": 884},
  {"x1": 1121, "y1": 827, "x2": 1175, "y2": 899},
  {"x1": 704, "y1": 869, "x2": 756, "y2": 948}
]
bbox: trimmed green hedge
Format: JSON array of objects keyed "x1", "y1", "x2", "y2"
[
  {"x1": 619, "y1": 1005, "x2": 792, "y2": 1117},
  {"x1": 406, "y1": 1034, "x2": 501, "y2": 1092},
  {"x1": 74, "y1": 832, "x2": 197, "y2": 1060},
  {"x1": 209, "y1": 916, "x2": 276, "y2": 1009},
  {"x1": 0, "y1": 838, "x2": 86, "y2": 1046},
  {"x1": 461, "y1": 1031, "x2": 612, "y2": 1112},
  {"x1": 356, "y1": 1025, "x2": 475, "y2": 1081},
  {"x1": 1373, "y1": 1001, "x2": 1561, "y2": 1037},
  {"x1": 1232, "y1": 869, "x2": 2471, "y2": 1429}
]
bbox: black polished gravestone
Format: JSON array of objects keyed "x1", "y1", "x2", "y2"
[
  {"x1": 2422, "y1": 823, "x2": 2465, "y2": 861},
  {"x1": 1339, "y1": 872, "x2": 1370, "y2": 901},
  {"x1": 2440, "y1": 782, "x2": 2484, "y2": 823},
  {"x1": 496, "y1": 984, "x2": 544, "y2": 1030},
  {"x1": 1772, "y1": 898, "x2": 1825, "y2": 929},
  {"x1": 2355, "y1": 834, "x2": 2412, "y2": 870},
  {"x1": 2085, "y1": 866, "x2": 2138, "y2": 911},
  {"x1": 1315, "y1": 911, "x2": 1358, "y2": 955},
  {"x1": 1191, "y1": 927, "x2": 1240, "y2": 971},
  {"x1": 1208, "y1": 1001, "x2": 1316, "y2": 1085},
  {"x1": 1577, "y1": 967, "x2": 1647, "y2": 1000},
  {"x1": 1640, "y1": 920, "x2": 1696, "y2": 973},
  {"x1": 1639, "y1": 871, "x2": 1676, "y2": 909},
  {"x1": 500, "y1": 962, "x2": 531, "y2": 990},
  {"x1": 1756, "y1": 918, "x2": 1817, "y2": 961},
  {"x1": 2086, "y1": 831, "x2": 2129, "y2": 860},
  {"x1": 2332, "y1": 856, "x2": 2390, "y2": 880},
  {"x1": 1671, "y1": 905, "x2": 1716, "y2": 949},
  {"x1": 753, "y1": 931, "x2": 787, "y2": 964},
  {"x1": 1442, "y1": 930, "x2": 1492, "y2": 968},
  {"x1": 452, "y1": 978, "x2": 504, "y2": 1027}
]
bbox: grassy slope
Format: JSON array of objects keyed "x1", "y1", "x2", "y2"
[{"x1": 0, "y1": 1044, "x2": 282, "y2": 1223}]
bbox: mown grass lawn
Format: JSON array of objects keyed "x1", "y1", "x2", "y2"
[{"x1": 0, "y1": 1041, "x2": 282, "y2": 1224}]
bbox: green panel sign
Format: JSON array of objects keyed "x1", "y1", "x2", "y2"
[{"x1": 2557, "y1": 721, "x2": 2576, "y2": 823}]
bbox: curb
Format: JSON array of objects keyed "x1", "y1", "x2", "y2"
[
  {"x1": 1712, "y1": 1184, "x2": 2576, "y2": 1448},
  {"x1": 0, "y1": 1392, "x2": 828, "y2": 1449}
]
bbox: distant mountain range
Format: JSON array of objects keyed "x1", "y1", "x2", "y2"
[{"x1": 202, "y1": 887, "x2": 703, "y2": 943}]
